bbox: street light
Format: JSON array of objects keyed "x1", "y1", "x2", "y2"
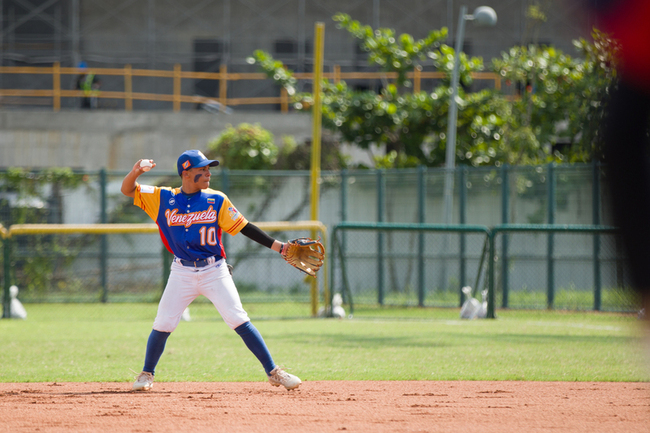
[{"x1": 442, "y1": 5, "x2": 497, "y2": 224}]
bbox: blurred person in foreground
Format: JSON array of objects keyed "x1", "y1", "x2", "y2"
[{"x1": 590, "y1": 0, "x2": 650, "y2": 317}]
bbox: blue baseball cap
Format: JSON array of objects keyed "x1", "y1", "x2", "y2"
[{"x1": 177, "y1": 150, "x2": 219, "y2": 176}]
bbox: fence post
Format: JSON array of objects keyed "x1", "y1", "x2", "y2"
[
  {"x1": 377, "y1": 169, "x2": 385, "y2": 305},
  {"x1": 125, "y1": 64, "x2": 133, "y2": 111},
  {"x1": 459, "y1": 166, "x2": 466, "y2": 307},
  {"x1": 100, "y1": 168, "x2": 108, "y2": 303},
  {"x1": 593, "y1": 160, "x2": 602, "y2": 311},
  {"x1": 219, "y1": 64, "x2": 228, "y2": 109},
  {"x1": 2, "y1": 236, "x2": 11, "y2": 318},
  {"x1": 334, "y1": 64, "x2": 341, "y2": 84},
  {"x1": 494, "y1": 73, "x2": 501, "y2": 91},
  {"x1": 417, "y1": 165, "x2": 426, "y2": 307},
  {"x1": 340, "y1": 169, "x2": 348, "y2": 303},
  {"x1": 280, "y1": 87, "x2": 289, "y2": 113},
  {"x1": 547, "y1": 163, "x2": 556, "y2": 309},
  {"x1": 487, "y1": 228, "x2": 496, "y2": 318},
  {"x1": 53, "y1": 62, "x2": 61, "y2": 112},
  {"x1": 501, "y1": 164, "x2": 510, "y2": 308},
  {"x1": 173, "y1": 63, "x2": 181, "y2": 112},
  {"x1": 414, "y1": 65, "x2": 422, "y2": 93}
]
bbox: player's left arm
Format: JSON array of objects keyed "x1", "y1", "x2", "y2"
[{"x1": 239, "y1": 223, "x2": 285, "y2": 253}]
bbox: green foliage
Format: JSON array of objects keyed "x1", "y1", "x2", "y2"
[
  {"x1": 206, "y1": 123, "x2": 279, "y2": 170},
  {"x1": 0, "y1": 168, "x2": 92, "y2": 295},
  {"x1": 250, "y1": 14, "x2": 619, "y2": 169},
  {"x1": 568, "y1": 28, "x2": 621, "y2": 160},
  {"x1": 374, "y1": 150, "x2": 420, "y2": 169},
  {"x1": 248, "y1": 50, "x2": 298, "y2": 97},
  {"x1": 205, "y1": 122, "x2": 348, "y2": 171},
  {"x1": 333, "y1": 13, "x2": 449, "y2": 88},
  {"x1": 1, "y1": 167, "x2": 85, "y2": 193},
  {"x1": 491, "y1": 45, "x2": 586, "y2": 164},
  {"x1": 526, "y1": 3, "x2": 548, "y2": 22},
  {"x1": 0, "y1": 167, "x2": 88, "y2": 225},
  {"x1": 491, "y1": 28, "x2": 621, "y2": 164},
  {"x1": 251, "y1": 14, "x2": 503, "y2": 169}
]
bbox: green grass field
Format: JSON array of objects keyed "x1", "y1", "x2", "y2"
[{"x1": 0, "y1": 304, "x2": 648, "y2": 383}]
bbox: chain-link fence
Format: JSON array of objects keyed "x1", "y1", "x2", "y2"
[
  {"x1": 490, "y1": 227, "x2": 636, "y2": 313},
  {"x1": 1, "y1": 229, "x2": 322, "y2": 320},
  {"x1": 330, "y1": 224, "x2": 491, "y2": 311},
  {"x1": 0, "y1": 163, "x2": 641, "y2": 320}
]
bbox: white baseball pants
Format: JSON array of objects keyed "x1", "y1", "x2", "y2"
[{"x1": 152, "y1": 258, "x2": 250, "y2": 332}]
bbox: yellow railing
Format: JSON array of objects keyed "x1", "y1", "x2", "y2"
[
  {"x1": 0, "y1": 63, "x2": 501, "y2": 113},
  {"x1": 1, "y1": 221, "x2": 328, "y2": 315}
]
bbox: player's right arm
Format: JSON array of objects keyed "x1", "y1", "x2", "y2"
[{"x1": 121, "y1": 159, "x2": 154, "y2": 198}]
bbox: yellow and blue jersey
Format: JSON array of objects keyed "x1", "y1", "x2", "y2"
[{"x1": 134, "y1": 184, "x2": 248, "y2": 261}]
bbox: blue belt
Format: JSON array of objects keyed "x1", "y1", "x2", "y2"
[{"x1": 176, "y1": 256, "x2": 219, "y2": 268}]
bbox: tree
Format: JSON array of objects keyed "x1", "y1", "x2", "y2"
[
  {"x1": 0, "y1": 168, "x2": 90, "y2": 295},
  {"x1": 251, "y1": 14, "x2": 619, "y2": 168},
  {"x1": 332, "y1": 12, "x2": 446, "y2": 89},
  {"x1": 491, "y1": 28, "x2": 621, "y2": 164},
  {"x1": 206, "y1": 123, "x2": 279, "y2": 170},
  {"x1": 205, "y1": 122, "x2": 348, "y2": 171},
  {"x1": 568, "y1": 28, "x2": 621, "y2": 161},
  {"x1": 251, "y1": 14, "x2": 489, "y2": 168}
]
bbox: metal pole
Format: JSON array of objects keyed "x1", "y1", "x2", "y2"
[
  {"x1": 2, "y1": 236, "x2": 11, "y2": 319},
  {"x1": 100, "y1": 169, "x2": 108, "y2": 303},
  {"x1": 501, "y1": 164, "x2": 510, "y2": 308},
  {"x1": 592, "y1": 160, "x2": 602, "y2": 310},
  {"x1": 459, "y1": 166, "x2": 466, "y2": 307},
  {"x1": 418, "y1": 165, "x2": 426, "y2": 307},
  {"x1": 310, "y1": 23, "x2": 325, "y2": 223},
  {"x1": 340, "y1": 169, "x2": 348, "y2": 303},
  {"x1": 377, "y1": 170, "x2": 385, "y2": 305},
  {"x1": 488, "y1": 229, "x2": 496, "y2": 318},
  {"x1": 442, "y1": 5, "x2": 467, "y2": 225},
  {"x1": 547, "y1": 164, "x2": 556, "y2": 309},
  {"x1": 310, "y1": 22, "x2": 325, "y2": 316}
]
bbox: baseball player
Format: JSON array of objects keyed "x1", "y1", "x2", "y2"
[{"x1": 120, "y1": 149, "x2": 301, "y2": 391}]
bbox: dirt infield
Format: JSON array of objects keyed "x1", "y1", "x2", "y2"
[{"x1": 0, "y1": 381, "x2": 648, "y2": 433}]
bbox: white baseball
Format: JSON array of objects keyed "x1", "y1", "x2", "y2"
[{"x1": 140, "y1": 159, "x2": 153, "y2": 171}]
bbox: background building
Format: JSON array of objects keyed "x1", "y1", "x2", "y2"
[{"x1": 0, "y1": 0, "x2": 599, "y2": 110}]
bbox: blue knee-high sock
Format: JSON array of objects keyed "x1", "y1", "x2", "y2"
[
  {"x1": 143, "y1": 329, "x2": 171, "y2": 375},
  {"x1": 234, "y1": 321, "x2": 276, "y2": 375}
]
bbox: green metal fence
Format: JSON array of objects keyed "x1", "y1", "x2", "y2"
[
  {"x1": 330, "y1": 222, "x2": 491, "y2": 315},
  {"x1": 330, "y1": 222, "x2": 636, "y2": 318},
  {"x1": 2, "y1": 162, "x2": 639, "y2": 319},
  {"x1": 488, "y1": 224, "x2": 634, "y2": 315}
]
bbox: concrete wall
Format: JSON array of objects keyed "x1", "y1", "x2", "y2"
[{"x1": 0, "y1": 110, "x2": 313, "y2": 171}]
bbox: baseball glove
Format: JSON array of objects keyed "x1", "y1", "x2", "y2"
[{"x1": 281, "y1": 237, "x2": 325, "y2": 277}]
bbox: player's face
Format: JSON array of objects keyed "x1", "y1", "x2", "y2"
[{"x1": 188, "y1": 166, "x2": 211, "y2": 189}]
